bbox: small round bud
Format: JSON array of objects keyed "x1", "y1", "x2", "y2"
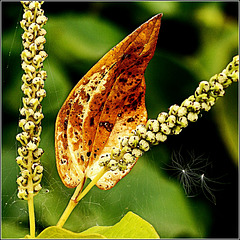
[
  {"x1": 139, "y1": 139, "x2": 150, "y2": 152},
  {"x1": 17, "y1": 188, "x2": 28, "y2": 200},
  {"x1": 132, "y1": 148, "x2": 143, "y2": 158},
  {"x1": 145, "y1": 131, "x2": 156, "y2": 144},
  {"x1": 160, "y1": 123, "x2": 171, "y2": 135},
  {"x1": 18, "y1": 146, "x2": 28, "y2": 157},
  {"x1": 201, "y1": 102, "x2": 211, "y2": 111},
  {"x1": 177, "y1": 116, "x2": 188, "y2": 128},
  {"x1": 187, "y1": 112, "x2": 198, "y2": 122},
  {"x1": 177, "y1": 106, "x2": 187, "y2": 117},
  {"x1": 36, "y1": 89, "x2": 46, "y2": 98},
  {"x1": 217, "y1": 73, "x2": 227, "y2": 84},
  {"x1": 26, "y1": 141, "x2": 38, "y2": 151},
  {"x1": 38, "y1": 28, "x2": 47, "y2": 36},
  {"x1": 111, "y1": 147, "x2": 121, "y2": 158},
  {"x1": 128, "y1": 135, "x2": 140, "y2": 148},
  {"x1": 136, "y1": 124, "x2": 147, "y2": 138},
  {"x1": 192, "y1": 101, "x2": 201, "y2": 112},
  {"x1": 146, "y1": 119, "x2": 159, "y2": 132},
  {"x1": 118, "y1": 160, "x2": 127, "y2": 171},
  {"x1": 166, "y1": 115, "x2": 176, "y2": 128},
  {"x1": 34, "y1": 184, "x2": 42, "y2": 192},
  {"x1": 172, "y1": 125, "x2": 182, "y2": 135},
  {"x1": 28, "y1": 23, "x2": 40, "y2": 34},
  {"x1": 33, "y1": 148, "x2": 44, "y2": 159},
  {"x1": 35, "y1": 36, "x2": 46, "y2": 46},
  {"x1": 199, "y1": 81, "x2": 210, "y2": 92},
  {"x1": 122, "y1": 153, "x2": 135, "y2": 164},
  {"x1": 99, "y1": 154, "x2": 110, "y2": 166},
  {"x1": 169, "y1": 104, "x2": 179, "y2": 115},
  {"x1": 19, "y1": 119, "x2": 27, "y2": 128},
  {"x1": 36, "y1": 15, "x2": 48, "y2": 25},
  {"x1": 107, "y1": 160, "x2": 118, "y2": 171},
  {"x1": 24, "y1": 121, "x2": 35, "y2": 131},
  {"x1": 155, "y1": 132, "x2": 167, "y2": 142},
  {"x1": 157, "y1": 112, "x2": 168, "y2": 123}
]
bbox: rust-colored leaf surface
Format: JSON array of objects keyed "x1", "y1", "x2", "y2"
[{"x1": 55, "y1": 14, "x2": 162, "y2": 190}]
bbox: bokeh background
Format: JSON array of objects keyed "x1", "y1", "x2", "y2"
[{"x1": 2, "y1": 1, "x2": 238, "y2": 238}]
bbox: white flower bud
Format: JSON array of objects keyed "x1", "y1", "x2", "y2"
[
  {"x1": 177, "y1": 106, "x2": 187, "y2": 117},
  {"x1": 132, "y1": 149, "x2": 143, "y2": 158},
  {"x1": 36, "y1": 89, "x2": 46, "y2": 98},
  {"x1": 34, "y1": 184, "x2": 42, "y2": 192},
  {"x1": 187, "y1": 112, "x2": 198, "y2": 122},
  {"x1": 123, "y1": 153, "x2": 135, "y2": 164},
  {"x1": 145, "y1": 131, "x2": 156, "y2": 144},
  {"x1": 160, "y1": 123, "x2": 171, "y2": 135},
  {"x1": 26, "y1": 141, "x2": 38, "y2": 151},
  {"x1": 36, "y1": 15, "x2": 48, "y2": 25},
  {"x1": 155, "y1": 132, "x2": 167, "y2": 142},
  {"x1": 201, "y1": 102, "x2": 211, "y2": 111},
  {"x1": 33, "y1": 148, "x2": 44, "y2": 159},
  {"x1": 111, "y1": 147, "x2": 121, "y2": 158},
  {"x1": 29, "y1": 1, "x2": 41, "y2": 11},
  {"x1": 218, "y1": 73, "x2": 227, "y2": 84},
  {"x1": 139, "y1": 139, "x2": 150, "y2": 151},
  {"x1": 146, "y1": 119, "x2": 159, "y2": 132},
  {"x1": 166, "y1": 115, "x2": 176, "y2": 128},
  {"x1": 157, "y1": 112, "x2": 168, "y2": 123},
  {"x1": 35, "y1": 36, "x2": 46, "y2": 45},
  {"x1": 28, "y1": 23, "x2": 40, "y2": 33},
  {"x1": 99, "y1": 154, "x2": 110, "y2": 166},
  {"x1": 177, "y1": 116, "x2": 188, "y2": 128},
  {"x1": 136, "y1": 124, "x2": 147, "y2": 138},
  {"x1": 128, "y1": 135, "x2": 140, "y2": 148},
  {"x1": 107, "y1": 160, "x2": 118, "y2": 171},
  {"x1": 118, "y1": 160, "x2": 127, "y2": 171},
  {"x1": 172, "y1": 125, "x2": 182, "y2": 135},
  {"x1": 24, "y1": 121, "x2": 35, "y2": 131},
  {"x1": 169, "y1": 104, "x2": 179, "y2": 115}
]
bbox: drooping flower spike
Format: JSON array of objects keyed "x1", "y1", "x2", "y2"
[{"x1": 100, "y1": 55, "x2": 239, "y2": 174}]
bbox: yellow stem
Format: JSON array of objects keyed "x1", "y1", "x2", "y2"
[
  {"x1": 56, "y1": 166, "x2": 108, "y2": 228},
  {"x1": 27, "y1": 183, "x2": 35, "y2": 238},
  {"x1": 56, "y1": 179, "x2": 85, "y2": 228},
  {"x1": 76, "y1": 167, "x2": 108, "y2": 202}
]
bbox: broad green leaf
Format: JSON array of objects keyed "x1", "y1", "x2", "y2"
[
  {"x1": 45, "y1": 14, "x2": 125, "y2": 64},
  {"x1": 81, "y1": 211, "x2": 160, "y2": 239},
  {"x1": 2, "y1": 220, "x2": 29, "y2": 239},
  {"x1": 36, "y1": 211, "x2": 159, "y2": 239},
  {"x1": 36, "y1": 226, "x2": 105, "y2": 239}
]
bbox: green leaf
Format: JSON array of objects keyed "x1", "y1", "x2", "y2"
[
  {"x1": 45, "y1": 14, "x2": 125, "y2": 63},
  {"x1": 36, "y1": 212, "x2": 159, "y2": 239},
  {"x1": 81, "y1": 211, "x2": 160, "y2": 239},
  {"x1": 36, "y1": 226, "x2": 105, "y2": 239}
]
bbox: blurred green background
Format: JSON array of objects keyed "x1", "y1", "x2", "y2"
[{"x1": 2, "y1": 1, "x2": 238, "y2": 238}]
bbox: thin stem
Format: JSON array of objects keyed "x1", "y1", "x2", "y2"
[
  {"x1": 56, "y1": 166, "x2": 108, "y2": 228},
  {"x1": 27, "y1": 183, "x2": 35, "y2": 238},
  {"x1": 76, "y1": 167, "x2": 108, "y2": 202},
  {"x1": 56, "y1": 179, "x2": 85, "y2": 228}
]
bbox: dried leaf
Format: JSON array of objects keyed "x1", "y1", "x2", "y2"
[{"x1": 55, "y1": 14, "x2": 162, "y2": 189}]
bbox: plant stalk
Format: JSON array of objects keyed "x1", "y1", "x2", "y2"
[
  {"x1": 27, "y1": 183, "x2": 35, "y2": 238},
  {"x1": 56, "y1": 167, "x2": 108, "y2": 228}
]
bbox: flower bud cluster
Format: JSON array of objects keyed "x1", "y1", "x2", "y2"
[
  {"x1": 16, "y1": 1, "x2": 47, "y2": 200},
  {"x1": 99, "y1": 55, "x2": 239, "y2": 172}
]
